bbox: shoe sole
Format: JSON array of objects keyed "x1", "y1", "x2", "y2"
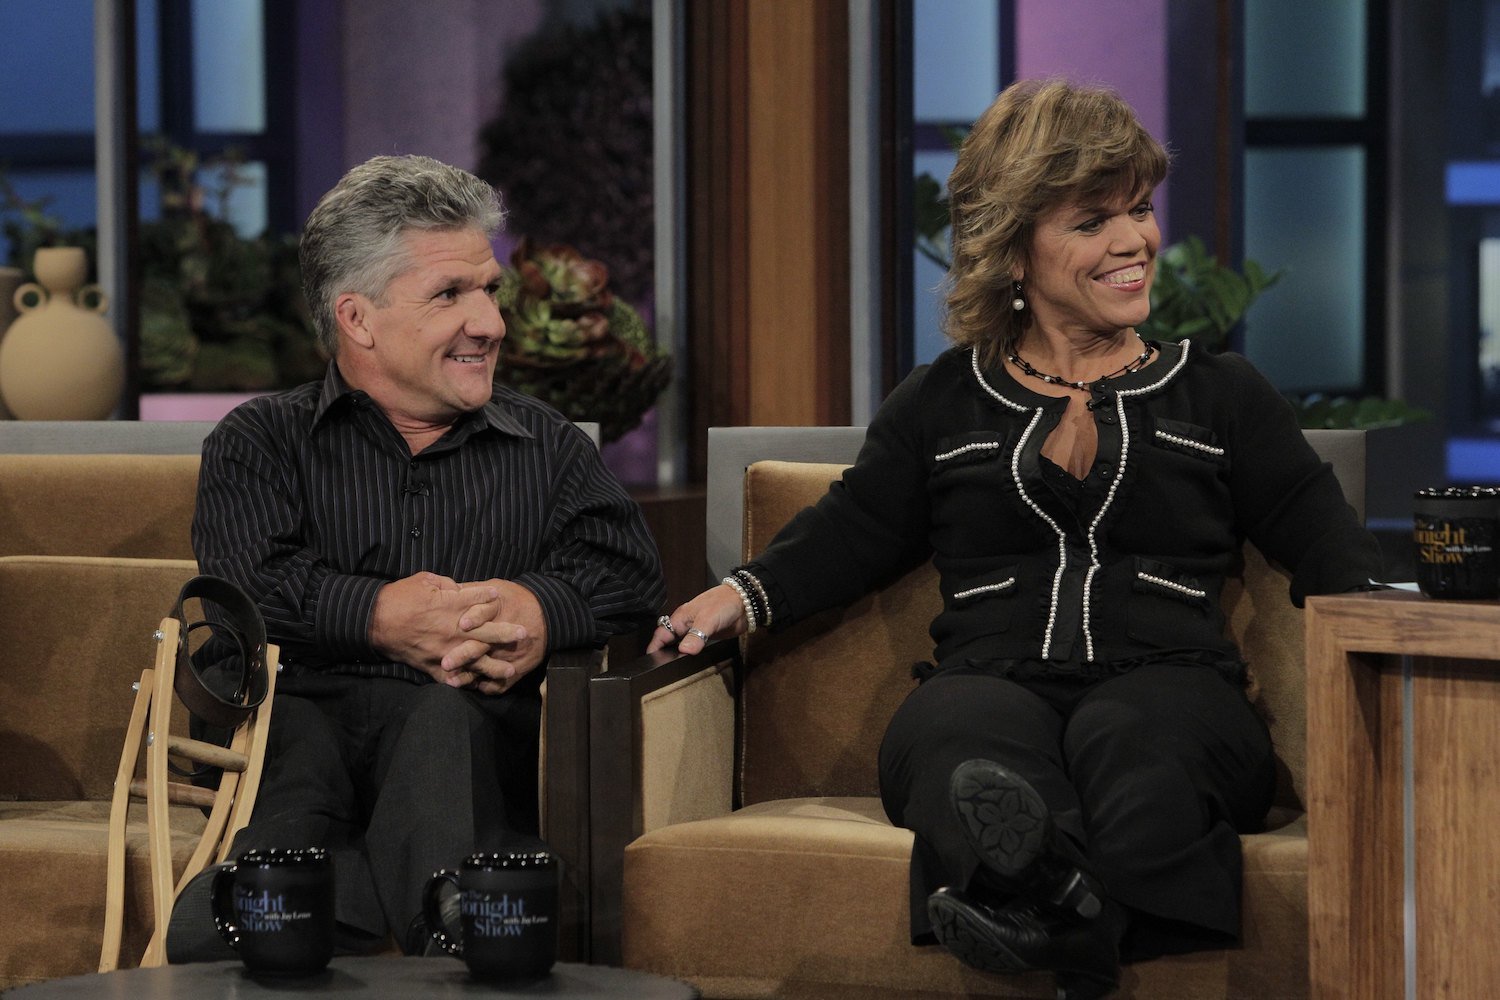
[
  {"x1": 951, "y1": 759, "x2": 1104, "y2": 921},
  {"x1": 927, "y1": 889, "x2": 1034, "y2": 975},
  {"x1": 950, "y1": 759, "x2": 1051, "y2": 882}
]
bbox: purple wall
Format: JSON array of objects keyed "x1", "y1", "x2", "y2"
[
  {"x1": 1015, "y1": 0, "x2": 1173, "y2": 236},
  {"x1": 295, "y1": 0, "x2": 547, "y2": 225}
]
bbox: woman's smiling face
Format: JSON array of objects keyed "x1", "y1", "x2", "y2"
[{"x1": 1021, "y1": 190, "x2": 1160, "y2": 340}]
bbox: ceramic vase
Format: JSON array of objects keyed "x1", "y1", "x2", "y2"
[
  {"x1": 0, "y1": 247, "x2": 124, "y2": 420},
  {"x1": 0, "y1": 265, "x2": 24, "y2": 419}
]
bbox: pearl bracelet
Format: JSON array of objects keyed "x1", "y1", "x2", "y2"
[
  {"x1": 733, "y1": 568, "x2": 773, "y2": 628},
  {"x1": 722, "y1": 576, "x2": 758, "y2": 635}
]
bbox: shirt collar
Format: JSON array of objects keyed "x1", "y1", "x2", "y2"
[{"x1": 310, "y1": 362, "x2": 535, "y2": 441}]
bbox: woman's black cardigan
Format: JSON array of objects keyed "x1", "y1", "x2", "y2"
[{"x1": 749, "y1": 340, "x2": 1383, "y2": 678}]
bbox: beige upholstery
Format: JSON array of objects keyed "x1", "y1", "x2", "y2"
[
  {"x1": 0, "y1": 556, "x2": 206, "y2": 989},
  {"x1": 0, "y1": 454, "x2": 201, "y2": 560},
  {"x1": 610, "y1": 427, "x2": 1366, "y2": 999}
]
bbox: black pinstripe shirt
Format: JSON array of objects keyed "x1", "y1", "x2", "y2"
[{"x1": 191, "y1": 364, "x2": 664, "y2": 683}]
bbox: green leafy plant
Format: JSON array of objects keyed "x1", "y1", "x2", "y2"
[
  {"x1": 913, "y1": 171, "x2": 952, "y2": 271},
  {"x1": 0, "y1": 175, "x2": 71, "y2": 270},
  {"x1": 1286, "y1": 394, "x2": 1431, "y2": 430},
  {"x1": 2, "y1": 140, "x2": 324, "y2": 392},
  {"x1": 1135, "y1": 235, "x2": 1280, "y2": 351},
  {"x1": 495, "y1": 239, "x2": 671, "y2": 443}
]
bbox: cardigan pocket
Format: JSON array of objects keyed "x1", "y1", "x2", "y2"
[
  {"x1": 1123, "y1": 556, "x2": 1221, "y2": 646},
  {"x1": 1150, "y1": 418, "x2": 1227, "y2": 465},
  {"x1": 931, "y1": 431, "x2": 1006, "y2": 470},
  {"x1": 1129, "y1": 557, "x2": 1211, "y2": 610},
  {"x1": 945, "y1": 565, "x2": 1019, "y2": 635}
]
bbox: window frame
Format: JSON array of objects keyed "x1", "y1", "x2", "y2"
[{"x1": 1240, "y1": 0, "x2": 1390, "y2": 397}]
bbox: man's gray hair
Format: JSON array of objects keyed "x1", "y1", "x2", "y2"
[{"x1": 299, "y1": 155, "x2": 506, "y2": 354}]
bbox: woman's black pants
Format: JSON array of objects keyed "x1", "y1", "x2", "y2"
[{"x1": 878, "y1": 661, "x2": 1276, "y2": 956}]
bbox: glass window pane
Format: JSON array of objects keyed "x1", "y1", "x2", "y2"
[
  {"x1": 192, "y1": 0, "x2": 265, "y2": 132},
  {"x1": 1245, "y1": 0, "x2": 1364, "y2": 117},
  {"x1": 1482, "y1": 0, "x2": 1500, "y2": 154},
  {"x1": 1478, "y1": 237, "x2": 1500, "y2": 425},
  {"x1": 1242, "y1": 147, "x2": 1365, "y2": 392},
  {"x1": 913, "y1": 0, "x2": 1000, "y2": 123},
  {"x1": 137, "y1": 160, "x2": 267, "y2": 238},
  {"x1": 0, "y1": 169, "x2": 98, "y2": 266},
  {"x1": 912, "y1": 149, "x2": 958, "y2": 365},
  {"x1": 0, "y1": 0, "x2": 96, "y2": 133},
  {"x1": 202, "y1": 160, "x2": 268, "y2": 238},
  {"x1": 137, "y1": 0, "x2": 161, "y2": 132}
]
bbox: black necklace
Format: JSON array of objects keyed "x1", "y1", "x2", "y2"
[{"x1": 1007, "y1": 335, "x2": 1154, "y2": 391}]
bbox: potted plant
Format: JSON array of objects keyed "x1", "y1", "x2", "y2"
[
  {"x1": 1135, "y1": 235, "x2": 1279, "y2": 351},
  {"x1": 494, "y1": 239, "x2": 671, "y2": 443}
]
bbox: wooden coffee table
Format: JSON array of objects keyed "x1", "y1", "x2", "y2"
[{"x1": 7, "y1": 957, "x2": 700, "y2": 998}]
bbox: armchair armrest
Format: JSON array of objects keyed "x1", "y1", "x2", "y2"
[
  {"x1": 541, "y1": 645, "x2": 607, "y2": 962},
  {"x1": 589, "y1": 639, "x2": 738, "y2": 964}
]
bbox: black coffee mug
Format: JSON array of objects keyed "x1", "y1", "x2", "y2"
[
  {"x1": 423, "y1": 852, "x2": 558, "y2": 981},
  {"x1": 211, "y1": 847, "x2": 334, "y2": 975},
  {"x1": 1414, "y1": 486, "x2": 1500, "y2": 600}
]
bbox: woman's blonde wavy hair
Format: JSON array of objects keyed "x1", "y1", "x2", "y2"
[{"x1": 943, "y1": 79, "x2": 1169, "y2": 366}]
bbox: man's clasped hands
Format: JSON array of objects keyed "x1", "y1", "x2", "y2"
[{"x1": 370, "y1": 572, "x2": 547, "y2": 695}]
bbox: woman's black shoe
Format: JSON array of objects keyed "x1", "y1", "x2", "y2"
[
  {"x1": 949, "y1": 758, "x2": 1103, "y2": 920},
  {"x1": 927, "y1": 887, "x2": 1122, "y2": 999}
]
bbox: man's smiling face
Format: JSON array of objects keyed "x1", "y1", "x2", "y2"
[{"x1": 348, "y1": 226, "x2": 506, "y2": 427}]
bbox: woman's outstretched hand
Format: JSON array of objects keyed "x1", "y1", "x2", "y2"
[{"x1": 648, "y1": 584, "x2": 749, "y2": 654}]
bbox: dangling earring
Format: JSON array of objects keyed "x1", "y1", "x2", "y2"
[{"x1": 1011, "y1": 281, "x2": 1025, "y2": 312}]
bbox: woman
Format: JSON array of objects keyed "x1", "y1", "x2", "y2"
[{"x1": 652, "y1": 79, "x2": 1382, "y2": 999}]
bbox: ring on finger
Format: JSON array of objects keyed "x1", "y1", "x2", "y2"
[
  {"x1": 686, "y1": 627, "x2": 708, "y2": 641},
  {"x1": 657, "y1": 614, "x2": 677, "y2": 635}
]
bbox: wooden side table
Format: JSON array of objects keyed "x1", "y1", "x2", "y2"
[{"x1": 1306, "y1": 590, "x2": 1500, "y2": 999}]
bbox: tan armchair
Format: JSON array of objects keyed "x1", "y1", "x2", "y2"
[
  {"x1": 0, "y1": 425, "x2": 607, "y2": 988},
  {"x1": 591, "y1": 426, "x2": 1367, "y2": 999}
]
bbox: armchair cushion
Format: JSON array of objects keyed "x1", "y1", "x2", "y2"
[{"x1": 625, "y1": 801, "x2": 1308, "y2": 998}]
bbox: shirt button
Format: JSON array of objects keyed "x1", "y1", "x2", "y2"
[
  {"x1": 409, "y1": 527, "x2": 421, "y2": 539},
  {"x1": 1099, "y1": 413, "x2": 1117, "y2": 425},
  {"x1": 1099, "y1": 464, "x2": 1115, "y2": 480}
]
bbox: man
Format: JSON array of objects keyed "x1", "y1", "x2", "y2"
[{"x1": 169, "y1": 155, "x2": 664, "y2": 957}]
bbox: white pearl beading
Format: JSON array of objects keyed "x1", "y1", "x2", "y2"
[
  {"x1": 953, "y1": 578, "x2": 1016, "y2": 601},
  {"x1": 935, "y1": 441, "x2": 1003, "y2": 463},
  {"x1": 1154, "y1": 429, "x2": 1225, "y2": 456},
  {"x1": 1137, "y1": 572, "x2": 1208, "y2": 599}
]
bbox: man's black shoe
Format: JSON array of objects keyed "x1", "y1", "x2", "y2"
[
  {"x1": 950, "y1": 758, "x2": 1104, "y2": 920},
  {"x1": 927, "y1": 887, "x2": 1121, "y2": 1000},
  {"x1": 404, "y1": 915, "x2": 440, "y2": 957},
  {"x1": 164, "y1": 863, "x2": 236, "y2": 964}
]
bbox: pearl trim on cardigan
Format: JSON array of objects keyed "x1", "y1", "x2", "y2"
[
  {"x1": 1154, "y1": 429, "x2": 1225, "y2": 456},
  {"x1": 934, "y1": 441, "x2": 1002, "y2": 462},
  {"x1": 953, "y1": 578, "x2": 1016, "y2": 600},
  {"x1": 1137, "y1": 572, "x2": 1208, "y2": 599}
]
